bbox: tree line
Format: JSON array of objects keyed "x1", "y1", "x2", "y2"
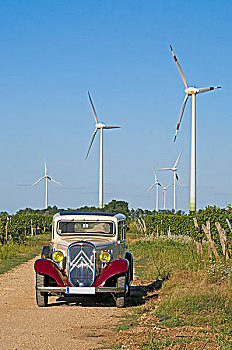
[{"x1": 14, "y1": 200, "x2": 185, "y2": 219}]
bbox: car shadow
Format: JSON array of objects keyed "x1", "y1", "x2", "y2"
[
  {"x1": 127, "y1": 279, "x2": 163, "y2": 307},
  {"x1": 47, "y1": 279, "x2": 163, "y2": 308}
]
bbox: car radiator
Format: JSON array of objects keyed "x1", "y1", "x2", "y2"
[{"x1": 68, "y1": 242, "x2": 96, "y2": 287}]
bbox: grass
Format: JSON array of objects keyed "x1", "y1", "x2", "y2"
[
  {"x1": 131, "y1": 236, "x2": 211, "y2": 280},
  {"x1": 114, "y1": 233, "x2": 232, "y2": 349},
  {"x1": 0, "y1": 233, "x2": 51, "y2": 274}
]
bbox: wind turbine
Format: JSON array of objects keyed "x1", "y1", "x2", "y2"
[
  {"x1": 157, "y1": 151, "x2": 183, "y2": 213},
  {"x1": 32, "y1": 158, "x2": 61, "y2": 209},
  {"x1": 170, "y1": 45, "x2": 221, "y2": 212},
  {"x1": 161, "y1": 184, "x2": 173, "y2": 210},
  {"x1": 86, "y1": 92, "x2": 120, "y2": 209},
  {"x1": 147, "y1": 168, "x2": 162, "y2": 212}
]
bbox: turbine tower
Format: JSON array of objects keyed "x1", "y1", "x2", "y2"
[
  {"x1": 32, "y1": 158, "x2": 61, "y2": 209},
  {"x1": 86, "y1": 92, "x2": 120, "y2": 209},
  {"x1": 170, "y1": 45, "x2": 221, "y2": 211},
  {"x1": 147, "y1": 168, "x2": 162, "y2": 212},
  {"x1": 157, "y1": 151, "x2": 183, "y2": 214},
  {"x1": 161, "y1": 184, "x2": 173, "y2": 210}
]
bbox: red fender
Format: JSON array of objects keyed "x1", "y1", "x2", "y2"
[
  {"x1": 93, "y1": 259, "x2": 128, "y2": 287},
  {"x1": 34, "y1": 258, "x2": 71, "y2": 287}
]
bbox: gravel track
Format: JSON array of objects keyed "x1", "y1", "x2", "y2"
[{"x1": 0, "y1": 257, "x2": 125, "y2": 350}]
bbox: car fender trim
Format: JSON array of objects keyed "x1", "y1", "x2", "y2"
[
  {"x1": 34, "y1": 258, "x2": 71, "y2": 287},
  {"x1": 93, "y1": 258, "x2": 128, "y2": 287},
  {"x1": 125, "y1": 252, "x2": 133, "y2": 282}
]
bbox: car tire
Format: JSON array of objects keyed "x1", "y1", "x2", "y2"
[
  {"x1": 36, "y1": 273, "x2": 48, "y2": 307},
  {"x1": 115, "y1": 273, "x2": 127, "y2": 308}
]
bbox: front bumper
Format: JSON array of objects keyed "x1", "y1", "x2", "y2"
[{"x1": 36, "y1": 286, "x2": 124, "y2": 295}]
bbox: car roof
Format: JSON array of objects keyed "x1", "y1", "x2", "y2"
[{"x1": 53, "y1": 212, "x2": 126, "y2": 221}]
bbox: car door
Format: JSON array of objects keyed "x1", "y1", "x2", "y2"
[{"x1": 118, "y1": 220, "x2": 127, "y2": 258}]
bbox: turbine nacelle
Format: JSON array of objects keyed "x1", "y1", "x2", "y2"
[
  {"x1": 96, "y1": 122, "x2": 106, "y2": 129},
  {"x1": 162, "y1": 184, "x2": 173, "y2": 191},
  {"x1": 185, "y1": 87, "x2": 199, "y2": 95}
]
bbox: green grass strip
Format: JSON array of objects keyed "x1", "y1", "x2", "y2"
[{"x1": 0, "y1": 234, "x2": 51, "y2": 274}]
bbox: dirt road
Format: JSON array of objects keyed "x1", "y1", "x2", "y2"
[{"x1": 0, "y1": 257, "x2": 127, "y2": 350}]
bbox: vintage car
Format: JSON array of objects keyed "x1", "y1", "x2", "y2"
[{"x1": 34, "y1": 212, "x2": 133, "y2": 308}]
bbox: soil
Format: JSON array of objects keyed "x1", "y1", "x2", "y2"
[
  {"x1": 0, "y1": 256, "x2": 220, "y2": 350},
  {"x1": 0, "y1": 257, "x2": 128, "y2": 350}
]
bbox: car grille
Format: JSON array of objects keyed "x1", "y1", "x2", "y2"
[{"x1": 68, "y1": 242, "x2": 96, "y2": 287}]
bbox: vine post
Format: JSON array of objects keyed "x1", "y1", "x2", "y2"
[
  {"x1": 215, "y1": 222, "x2": 229, "y2": 261},
  {"x1": 5, "y1": 217, "x2": 10, "y2": 242},
  {"x1": 202, "y1": 221, "x2": 220, "y2": 261},
  {"x1": 193, "y1": 217, "x2": 203, "y2": 256}
]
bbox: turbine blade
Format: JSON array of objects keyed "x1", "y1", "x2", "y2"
[
  {"x1": 56, "y1": 186, "x2": 82, "y2": 190},
  {"x1": 17, "y1": 183, "x2": 31, "y2": 187},
  {"x1": 174, "y1": 150, "x2": 182, "y2": 168},
  {"x1": 104, "y1": 125, "x2": 120, "y2": 129},
  {"x1": 88, "y1": 91, "x2": 98, "y2": 124},
  {"x1": 198, "y1": 86, "x2": 221, "y2": 94},
  {"x1": 45, "y1": 157, "x2": 47, "y2": 175},
  {"x1": 147, "y1": 183, "x2": 155, "y2": 192},
  {"x1": 31, "y1": 176, "x2": 45, "y2": 187},
  {"x1": 157, "y1": 168, "x2": 172, "y2": 171},
  {"x1": 85, "y1": 128, "x2": 98, "y2": 159},
  {"x1": 176, "y1": 173, "x2": 183, "y2": 188},
  {"x1": 166, "y1": 184, "x2": 173, "y2": 189},
  {"x1": 154, "y1": 168, "x2": 157, "y2": 181},
  {"x1": 174, "y1": 94, "x2": 188, "y2": 142},
  {"x1": 170, "y1": 45, "x2": 188, "y2": 88},
  {"x1": 50, "y1": 178, "x2": 61, "y2": 185}
]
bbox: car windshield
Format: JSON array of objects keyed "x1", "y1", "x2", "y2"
[{"x1": 57, "y1": 221, "x2": 115, "y2": 235}]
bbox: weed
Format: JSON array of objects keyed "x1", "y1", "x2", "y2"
[
  {"x1": 0, "y1": 233, "x2": 51, "y2": 273},
  {"x1": 114, "y1": 234, "x2": 232, "y2": 349},
  {"x1": 206, "y1": 261, "x2": 232, "y2": 283}
]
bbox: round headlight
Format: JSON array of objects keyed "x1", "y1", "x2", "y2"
[
  {"x1": 52, "y1": 250, "x2": 64, "y2": 263},
  {"x1": 99, "y1": 251, "x2": 111, "y2": 263}
]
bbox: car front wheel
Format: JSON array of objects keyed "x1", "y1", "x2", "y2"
[
  {"x1": 36, "y1": 273, "x2": 48, "y2": 307},
  {"x1": 115, "y1": 273, "x2": 127, "y2": 308}
]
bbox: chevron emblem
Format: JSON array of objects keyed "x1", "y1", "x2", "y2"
[{"x1": 70, "y1": 248, "x2": 94, "y2": 273}]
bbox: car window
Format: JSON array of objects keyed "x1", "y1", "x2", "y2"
[
  {"x1": 118, "y1": 221, "x2": 123, "y2": 240},
  {"x1": 122, "y1": 222, "x2": 127, "y2": 240},
  {"x1": 57, "y1": 221, "x2": 115, "y2": 235}
]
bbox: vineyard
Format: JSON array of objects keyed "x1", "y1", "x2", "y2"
[
  {"x1": 1, "y1": 205, "x2": 232, "y2": 261},
  {"x1": 135, "y1": 205, "x2": 232, "y2": 260},
  {"x1": 0, "y1": 214, "x2": 52, "y2": 244}
]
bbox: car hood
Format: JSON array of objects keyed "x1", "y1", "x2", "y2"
[{"x1": 54, "y1": 236, "x2": 116, "y2": 251}]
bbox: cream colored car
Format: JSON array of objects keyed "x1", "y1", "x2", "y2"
[{"x1": 34, "y1": 212, "x2": 133, "y2": 308}]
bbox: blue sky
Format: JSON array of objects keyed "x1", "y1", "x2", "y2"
[{"x1": 0, "y1": 0, "x2": 230, "y2": 213}]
